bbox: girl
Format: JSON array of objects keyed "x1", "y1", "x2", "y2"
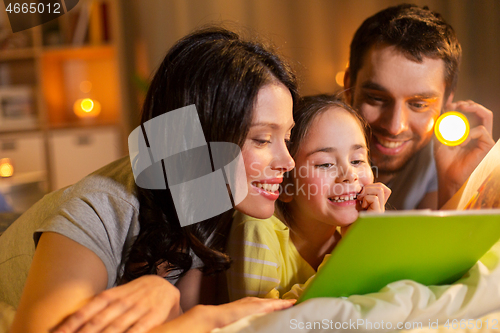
[
  {"x1": 227, "y1": 94, "x2": 391, "y2": 300},
  {"x1": 0, "y1": 27, "x2": 298, "y2": 333}
]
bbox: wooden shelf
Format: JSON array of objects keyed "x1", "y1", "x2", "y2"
[
  {"x1": 41, "y1": 44, "x2": 115, "y2": 59},
  {"x1": 0, "y1": 170, "x2": 46, "y2": 193},
  {"x1": 0, "y1": 0, "x2": 128, "y2": 193},
  {"x1": 0, "y1": 48, "x2": 39, "y2": 61}
]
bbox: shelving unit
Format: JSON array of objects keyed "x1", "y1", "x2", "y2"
[{"x1": 0, "y1": 0, "x2": 130, "y2": 211}]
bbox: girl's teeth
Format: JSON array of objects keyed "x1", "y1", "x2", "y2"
[
  {"x1": 254, "y1": 183, "x2": 279, "y2": 193},
  {"x1": 330, "y1": 194, "x2": 358, "y2": 202}
]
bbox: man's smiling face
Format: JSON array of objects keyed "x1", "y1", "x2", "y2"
[{"x1": 346, "y1": 45, "x2": 447, "y2": 175}]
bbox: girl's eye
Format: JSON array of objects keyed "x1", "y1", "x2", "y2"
[
  {"x1": 253, "y1": 139, "x2": 271, "y2": 147},
  {"x1": 316, "y1": 163, "x2": 334, "y2": 169},
  {"x1": 351, "y1": 160, "x2": 366, "y2": 166}
]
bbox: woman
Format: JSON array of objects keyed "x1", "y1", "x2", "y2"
[{"x1": 0, "y1": 27, "x2": 298, "y2": 333}]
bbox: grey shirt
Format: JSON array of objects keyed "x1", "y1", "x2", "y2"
[
  {"x1": 385, "y1": 142, "x2": 438, "y2": 210},
  {"x1": 0, "y1": 156, "x2": 200, "y2": 309}
]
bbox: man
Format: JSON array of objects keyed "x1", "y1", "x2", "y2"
[{"x1": 344, "y1": 4, "x2": 495, "y2": 210}]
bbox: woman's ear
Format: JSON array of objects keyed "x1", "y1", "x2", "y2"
[{"x1": 279, "y1": 178, "x2": 294, "y2": 203}]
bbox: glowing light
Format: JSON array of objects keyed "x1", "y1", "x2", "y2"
[
  {"x1": 81, "y1": 98, "x2": 94, "y2": 112},
  {"x1": 0, "y1": 158, "x2": 14, "y2": 178},
  {"x1": 80, "y1": 81, "x2": 92, "y2": 93},
  {"x1": 335, "y1": 71, "x2": 345, "y2": 87},
  {"x1": 434, "y1": 111, "x2": 470, "y2": 146},
  {"x1": 73, "y1": 98, "x2": 101, "y2": 118}
]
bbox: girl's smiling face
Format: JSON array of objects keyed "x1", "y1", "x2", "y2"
[
  {"x1": 235, "y1": 82, "x2": 295, "y2": 219},
  {"x1": 289, "y1": 107, "x2": 374, "y2": 227}
]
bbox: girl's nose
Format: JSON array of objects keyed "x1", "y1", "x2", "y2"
[{"x1": 336, "y1": 164, "x2": 358, "y2": 183}]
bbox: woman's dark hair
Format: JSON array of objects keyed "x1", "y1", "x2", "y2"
[
  {"x1": 277, "y1": 94, "x2": 370, "y2": 225},
  {"x1": 121, "y1": 27, "x2": 298, "y2": 282},
  {"x1": 348, "y1": 3, "x2": 462, "y2": 99}
]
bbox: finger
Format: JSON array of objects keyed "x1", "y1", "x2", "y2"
[
  {"x1": 257, "y1": 299, "x2": 295, "y2": 313},
  {"x1": 467, "y1": 125, "x2": 495, "y2": 145},
  {"x1": 447, "y1": 100, "x2": 493, "y2": 135},
  {"x1": 77, "y1": 294, "x2": 142, "y2": 333},
  {"x1": 54, "y1": 294, "x2": 113, "y2": 333},
  {"x1": 103, "y1": 306, "x2": 151, "y2": 333},
  {"x1": 357, "y1": 184, "x2": 386, "y2": 202},
  {"x1": 362, "y1": 195, "x2": 382, "y2": 212}
]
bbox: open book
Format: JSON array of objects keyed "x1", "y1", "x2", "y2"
[{"x1": 298, "y1": 139, "x2": 500, "y2": 303}]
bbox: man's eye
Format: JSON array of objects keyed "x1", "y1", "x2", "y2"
[{"x1": 409, "y1": 101, "x2": 430, "y2": 111}]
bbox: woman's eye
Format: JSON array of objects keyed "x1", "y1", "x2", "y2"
[
  {"x1": 366, "y1": 94, "x2": 387, "y2": 104},
  {"x1": 253, "y1": 139, "x2": 271, "y2": 147}
]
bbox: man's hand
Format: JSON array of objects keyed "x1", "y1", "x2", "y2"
[
  {"x1": 435, "y1": 100, "x2": 495, "y2": 208},
  {"x1": 53, "y1": 275, "x2": 182, "y2": 333}
]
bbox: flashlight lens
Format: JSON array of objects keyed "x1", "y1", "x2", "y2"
[
  {"x1": 434, "y1": 111, "x2": 470, "y2": 146},
  {"x1": 439, "y1": 115, "x2": 466, "y2": 141}
]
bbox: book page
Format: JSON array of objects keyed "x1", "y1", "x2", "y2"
[{"x1": 442, "y1": 139, "x2": 500, "y2": 210}]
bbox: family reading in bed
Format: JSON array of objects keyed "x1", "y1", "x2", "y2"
[{"x1": 1, "y1": 3, "x2": 498, "y2": 333}]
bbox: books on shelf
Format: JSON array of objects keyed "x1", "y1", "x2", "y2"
[
  {"x1": 71, "y1": 0, "x2": 111, "y2": 46},
  {"x1": 0, "y1": 86, "x2": 37, "y2": 131}
]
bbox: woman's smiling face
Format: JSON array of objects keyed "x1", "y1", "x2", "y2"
[
  {"x1": 235, "y1": 82, "x2": 295, "y2": 219},
  {"x1": 290, "y1": 107, "x2": 374, "y2": 227}
]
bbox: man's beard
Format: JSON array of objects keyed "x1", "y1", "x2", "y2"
[{"x1": 369, "y1": 141, "x2": 418, "y2": 178}]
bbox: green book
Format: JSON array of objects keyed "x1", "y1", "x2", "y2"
[{"x1": 298, "y1": 209, "x2": 500, "y2": 303}]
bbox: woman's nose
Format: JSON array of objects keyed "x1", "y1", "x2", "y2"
[{"x1": 271, "y1": 143, "x2": 295, "y2": 172}]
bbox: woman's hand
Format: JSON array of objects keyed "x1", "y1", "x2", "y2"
[
  {"x1": 53, "y1": 275, "x2": 182, "y2": 333},
  {"x1": 209, "y1": 297, "x2": 296, "y2": 328},
  {"x1": 356, "y1": 183, "x2": 391, "y2": 212},
  {"x1": 150, "y1": 297, "x2": 296, "y2": 333}
]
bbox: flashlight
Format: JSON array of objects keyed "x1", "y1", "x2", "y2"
[{"x1": 434, "y1": 111, "x2": 470, "y2": 146}]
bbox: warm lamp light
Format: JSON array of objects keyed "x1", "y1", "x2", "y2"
[
  {"x1": 74, "y1": 98, "x2": 101, "y2": 118},
  {"x1": 434, "y1": 111, "x2": 470, "y2": 146},
  {"x1": 0, "y1": 158, "x2": 14, "y2": 178},
  {"x1": 335, "y1": 71, "x2": 345, "y2": 87}
]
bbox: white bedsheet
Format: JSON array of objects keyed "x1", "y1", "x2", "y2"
[{"x1": 213, "y1": 241, "x2": 500, "y2": 333}]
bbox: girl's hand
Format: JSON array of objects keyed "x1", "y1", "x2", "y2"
[
  {"x1": 356, "y1": 183, "x2": 391, "y2": 212},
  {"x1": 53, "y1": 275, "x2": 182, "y2": 333}
]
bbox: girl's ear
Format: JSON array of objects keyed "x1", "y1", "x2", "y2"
[{"x1": 279, "y1": 178, "x2": 294, "y2": 203}]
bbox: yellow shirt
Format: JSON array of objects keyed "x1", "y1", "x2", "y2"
[{"x1": 226, "y1": 212, "x2": 317, "y2": 300}]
